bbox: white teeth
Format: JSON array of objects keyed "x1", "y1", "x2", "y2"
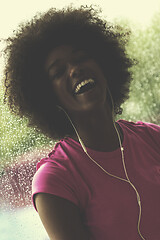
[{"x1": 75, "y1": 79, "x2": 95, "y2": 94}]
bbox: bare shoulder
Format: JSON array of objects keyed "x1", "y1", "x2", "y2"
[{"x1": 35, "y1": 193, "x2": 90, "y2": 240}]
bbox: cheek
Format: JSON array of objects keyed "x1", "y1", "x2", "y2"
[
  {"x1": 51, "y1": 80, "x2": 64, "y2": 104},
  {"x1": 90, "y1": 61, "x2": 107, "y2": 85},
  {"x1": 51, "y1": 80, "x2": 71, "y2": 106}
]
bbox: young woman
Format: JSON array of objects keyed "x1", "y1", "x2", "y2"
[{"x1": 3, "y1": 5, "x2": 160, "y2": 240}]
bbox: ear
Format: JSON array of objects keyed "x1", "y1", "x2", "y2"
[{"x1": 56, "y1": 105, "x2": 64, "y2": 112}]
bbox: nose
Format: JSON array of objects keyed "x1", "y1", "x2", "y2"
[{"x1": 68, "y1": 64, "x2": 83, "y2": 78}]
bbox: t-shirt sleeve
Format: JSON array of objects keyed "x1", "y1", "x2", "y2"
[
  {"x1": 136, "y1": 121, "x2": 160, "y2": 150},
  {"x1": 32, "y1": 159, "x2": 79, "y2": 212},
  {"x1": 139, "y1": 121, "x2": 160, "y2": 140},
  {"x1": 146, "y1": 122, "x2": 160, "y2": 135}
]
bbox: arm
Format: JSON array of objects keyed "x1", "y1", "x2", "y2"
[{"x1": 35, "y1": 193, "x2": 90, "y2": 240}]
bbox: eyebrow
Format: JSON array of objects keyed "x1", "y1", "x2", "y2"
[{"x1": 47, "y1": 48, "x2": 83, "y2": 74}]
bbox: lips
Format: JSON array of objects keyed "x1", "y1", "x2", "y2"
[
  {"x1": 74, "y1": 79, "x2": 96, "y2": 94},
  {"x1": 72, "y1": 74, "x2": 96, "y2": 95}
]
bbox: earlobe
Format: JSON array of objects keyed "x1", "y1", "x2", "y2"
[
  {"x1": 56, "y1": 105, "x2": 62, "y2": 109},
  {"x1": 56, "y1": 105, "x2": 69, "y2": 118},
  {"x1": 56, "y1": 105, "x2": 64, "y2": 112}
]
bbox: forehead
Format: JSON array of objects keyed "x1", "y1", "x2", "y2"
[{"x1": 44, "y1": 45, "x2": 80, "y2": 70}]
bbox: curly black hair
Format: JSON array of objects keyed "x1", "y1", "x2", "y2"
[{"x1": 3, "y1": 5, "x2": 134, "y2": 140}]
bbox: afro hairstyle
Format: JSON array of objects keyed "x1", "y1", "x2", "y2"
[{"x1": 3, "y1": 5, "x2": 134, "y2": 140}]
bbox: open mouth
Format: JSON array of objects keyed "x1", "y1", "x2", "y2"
[{"x1": 74, "y1": 78, "x2": 96, "y2": 95}]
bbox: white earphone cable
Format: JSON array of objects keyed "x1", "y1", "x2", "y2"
[{"x1": 57, "y1": 89, "x2": 145, "y2": 239}]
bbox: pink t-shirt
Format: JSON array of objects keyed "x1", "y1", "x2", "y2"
[{"x1": 32, "y1": 120, "x2": 160, "y2": 239}]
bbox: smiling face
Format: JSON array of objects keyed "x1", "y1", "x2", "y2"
[{"x1": 44, "y1": 45, "x2": 108, "y2": 116}]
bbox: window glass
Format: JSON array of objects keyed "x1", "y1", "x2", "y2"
[{"x1": 0, "y1": 3, "x2": 160, "y2": 239}]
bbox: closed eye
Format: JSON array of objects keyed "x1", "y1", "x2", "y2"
[
  {"x1": 50, "y1": 54, "x2": 91, "y2": 80},
  {"x1": 52, "y1": 66, "x2": 66, "y2": 80}
]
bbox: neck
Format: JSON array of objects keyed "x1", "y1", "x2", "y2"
[{"x1": 69, "y1": 106, "x2": 123, "y2": 152}]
